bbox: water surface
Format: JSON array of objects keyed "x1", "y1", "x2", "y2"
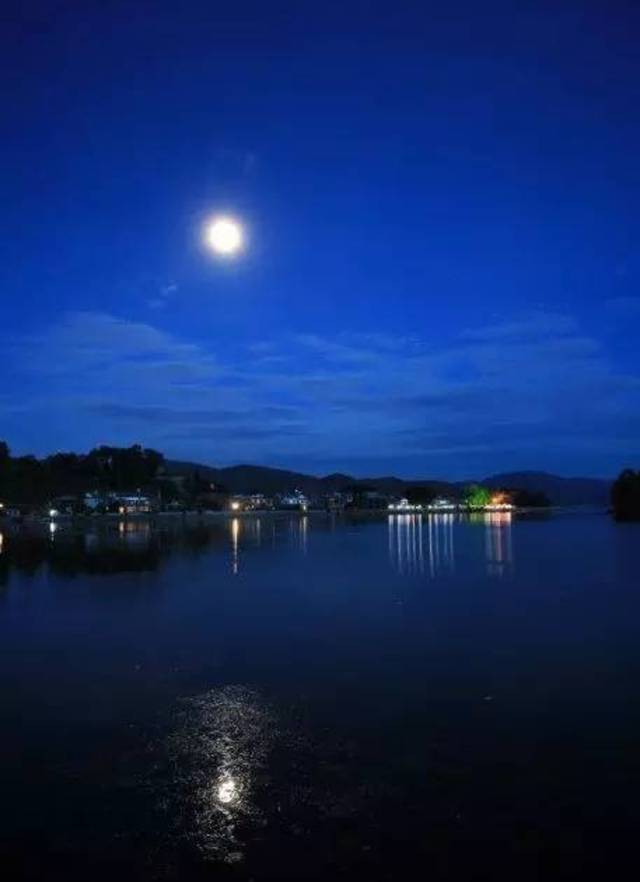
[{"x1": 1, "y1": 511, "x2": 638, "y2": 880}]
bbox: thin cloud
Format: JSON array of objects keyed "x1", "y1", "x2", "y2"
[
  {"x1": 458, "y1": 312, "x2": 578, "y2": 342},
  {"x1": 6, "y1": 309, "x2": 640, "y2": 473},
  {"x1": 148, "y1": 281, "x2": 179, "y2": 310},
  {"x1": 604, "y1": 296, "x2": 640, "y2": 316}
]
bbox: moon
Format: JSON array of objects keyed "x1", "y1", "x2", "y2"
[{"x1": 204, "y1": 215, "x2": 245, "y2": 257}]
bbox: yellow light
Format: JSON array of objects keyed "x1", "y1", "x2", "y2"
[
  {"x1": 230, "y1": 500, "x2": 241, "y2": 511},
  {"x1": 205, "y1": 216, "x2": 244, "y2": 256},
  {"x1": 231, "y1": 516, "x2": 240, "y2": 575}
]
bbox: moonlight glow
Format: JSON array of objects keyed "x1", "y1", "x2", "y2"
[
  {"x1": 205, "y1": 216, "x2": 244, "y2": 256},
  {"x1": 217, "y1": 776, "x2": 238, "y2": 805}
]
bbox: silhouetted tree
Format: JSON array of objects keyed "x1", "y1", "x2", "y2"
[
  {"x1": 8, "y1": 456, "x2": 44, "y2": 504},
  {"x1": 463, "y1": 484, "x2": 491, "y2": 507},
  {"x1": 611, "y1": 469, "x2": 640, "y2": 521},
  {"x1": 512, "y1": 488, "x2": 551, "y2": 508},
  {"x1": 0, "y1": 443, "x2": 165, "y2": 505},
  {"x1": 85, "y1": 445, "x2": 164, "y2": 490},
  {"x1": 344, "y1": 483, "x2": 377, "y2": 508},
  {"x1": 155, "y1": 478, "x2": 183, "y2": 505},
  {"x1": 406, "y1": 485, "x2": 438, "y2": 504},
  {"x1": 0, "y1": 441, "x2": 9, "y2": 498}
]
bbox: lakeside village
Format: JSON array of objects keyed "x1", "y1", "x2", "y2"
[
  {"x1": 0, "y1": 487, "x2": 515, "y2": 523},
  {"x1": 14, "y1": 441, "x2": 640, "y2": 524},
  {"x1": 0, "y1": 442, "x2": 521, "y2": 524}
]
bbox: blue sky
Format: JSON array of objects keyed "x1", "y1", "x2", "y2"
[{"x1": 2, "y1": 0, "x2": 639, "y2": 478}]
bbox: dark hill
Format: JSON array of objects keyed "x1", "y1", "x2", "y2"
[
  {"x1": 166, "y1": 461, "x2": 343, "y2": 495},
  {"x1": 166, "y1": 461, "x2": 610, "y2": 505},
  {"x1": 480, "y1": 471, "x2": 610, "y2": 506}
]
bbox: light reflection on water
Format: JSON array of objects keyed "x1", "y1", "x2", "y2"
[
  {"x1": 389, "y1": 512, "x2": 513, "y2": 577},
  {"x1": 0, "y1": 514, "x2": 316, "y2": 583},
  {"x1": 2, "y1": 512, "x2": 637, "y2": 879},
  {"x1": 388, "y1": 514, "x2": 424, "y2": 575},
  {"x1": 483, "y1": 511, "x2": 513, "y2": 576},
  {"x1": 117, "y1": 519, "x2": 151, "y2": 545},
  {"x1": 231, "y1": 517, "x2": 240, "y2": 575},
  {"x1": 229, "y1": 516, "x2": 310, "y2": 574},
  {"x1": 165, "y1": 686, "x2": 275, "y2": 863},
  {"x1": 158, "y1": 681, "x2": 400, "y2": 869},
  {"x1": 428, "y1": 513, "x2": 455, "y2": 577}
]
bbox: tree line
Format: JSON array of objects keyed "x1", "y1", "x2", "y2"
[
  {"x1": 404, "y1": 483, "x2": 550, "y2": 507},
  {"x1": 2, "y1": 439, "x2": 636, "y2": 517},
  {"x1": 0, "y1": 442, "x2": 164, "y2": 505},
  {"x1": 611, "y1": 470, "x2": 640, "y2": 521}
]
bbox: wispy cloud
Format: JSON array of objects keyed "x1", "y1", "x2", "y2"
[
  {"x1": 5, "y1": 309, "x2": 639, "y2": 476},
  {"x1": 84, "y1": 402, "x2": 302, "y2": 426},
  {"x1": 604, "y1": 296, "x2": 640, "y2": 317},
  {"x1": 148, "y1": 282, "x2": 179, "y2": 310},
  {"x1": 458, "y1": 311, "x2": 578, "y2": 342}
]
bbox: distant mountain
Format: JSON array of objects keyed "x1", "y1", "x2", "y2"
[
  {"x1": 479, "y1": 471, "x2": 610, "y2": 506},
  {"x1": 165, "y1": 461, "x2": 352, "y2": 496},
  {"x1": 165, "y1": 461, "x2": 611, "y2": 505},
  {"x1": 215, "y1": 465, "x2": 346, "y2": 496},
  {"x1": 165, "y1": 459, "x2": 221, "y2": 482}
]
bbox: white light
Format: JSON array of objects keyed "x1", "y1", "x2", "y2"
[
  {"x1": 205, "y1": 216, "x2": 244, "y2": 256},
  {"x1": 217, "y1": 776, "x2": 238, "y2": 804},
  {"x1": 49, "y1": 509, "x2": 58, "y2": 518}
]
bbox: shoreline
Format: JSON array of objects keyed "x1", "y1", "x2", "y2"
[{"x1": 0, "y1": 504, "x2": 607, "y2": 534}]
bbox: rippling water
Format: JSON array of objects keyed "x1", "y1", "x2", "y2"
[
  {"x1": 1, "y1": 511, "x2": 639, "y2": 880},
  {"x1": 166, "y1": 686, "x2": 276, "y2": 862}
]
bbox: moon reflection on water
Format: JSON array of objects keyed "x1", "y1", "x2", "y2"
[{"x1": 165, "y1": 686, "x2": 275, "y2": 862}]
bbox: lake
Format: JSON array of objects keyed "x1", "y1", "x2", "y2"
[{"x1": 1, "y1": 510, "x2": 639, "y2": 880}]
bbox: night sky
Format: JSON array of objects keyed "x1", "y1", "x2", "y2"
[{"x1": 2, "y1": 0, "x2": 639, "y2": 478}]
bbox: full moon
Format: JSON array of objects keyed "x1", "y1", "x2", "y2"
[{"x1": 204, "y1": 215, "x2": 244, "y2": 257}]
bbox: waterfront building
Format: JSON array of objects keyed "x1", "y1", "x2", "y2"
[
  {"x1": 113, "y1": 494, "x2": 154, "y2": 515},
  {"x1": 388, "y1": 497, "x2": 422, "y2": 512},
  {"x1": 279, "y1": 490, "x2": 309, "y2": 511},
  {"x1": 427, "y1": 497, "x2": 458, "y2": 512}
]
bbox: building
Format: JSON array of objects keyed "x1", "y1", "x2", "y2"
[
  {"x1": 388, "y1": 498, "x2": 422, "y2": 512},
  {"x1": 194, "y1": 486, "x2": 229, "y2": 511},
  {"x1": 427, "y1": 497, "x2": 458, "y2": 511},
  {"x1": 278, "y1": 490, "x2": 309, "y2": 511},
  {"x1": 112, "y1": 494, "x2": 154, "y2": 515},
  {"x1": 324, "y1": 492, "x2": 349, "y2": 512},
  {"x1": 48, "y1": 495, "x2": 84, "y2": 516},
  {"x1": 349, "y1": 488, "x2": 392, "y2": 509}
]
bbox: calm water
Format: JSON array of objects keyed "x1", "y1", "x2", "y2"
[{"x1": 1, "y1": 511, "x2": 639, "y2": 880}]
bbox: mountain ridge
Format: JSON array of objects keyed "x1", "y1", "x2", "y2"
[{"x1": 165, "y1": 461, "x2": 611, "y2": 505}]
